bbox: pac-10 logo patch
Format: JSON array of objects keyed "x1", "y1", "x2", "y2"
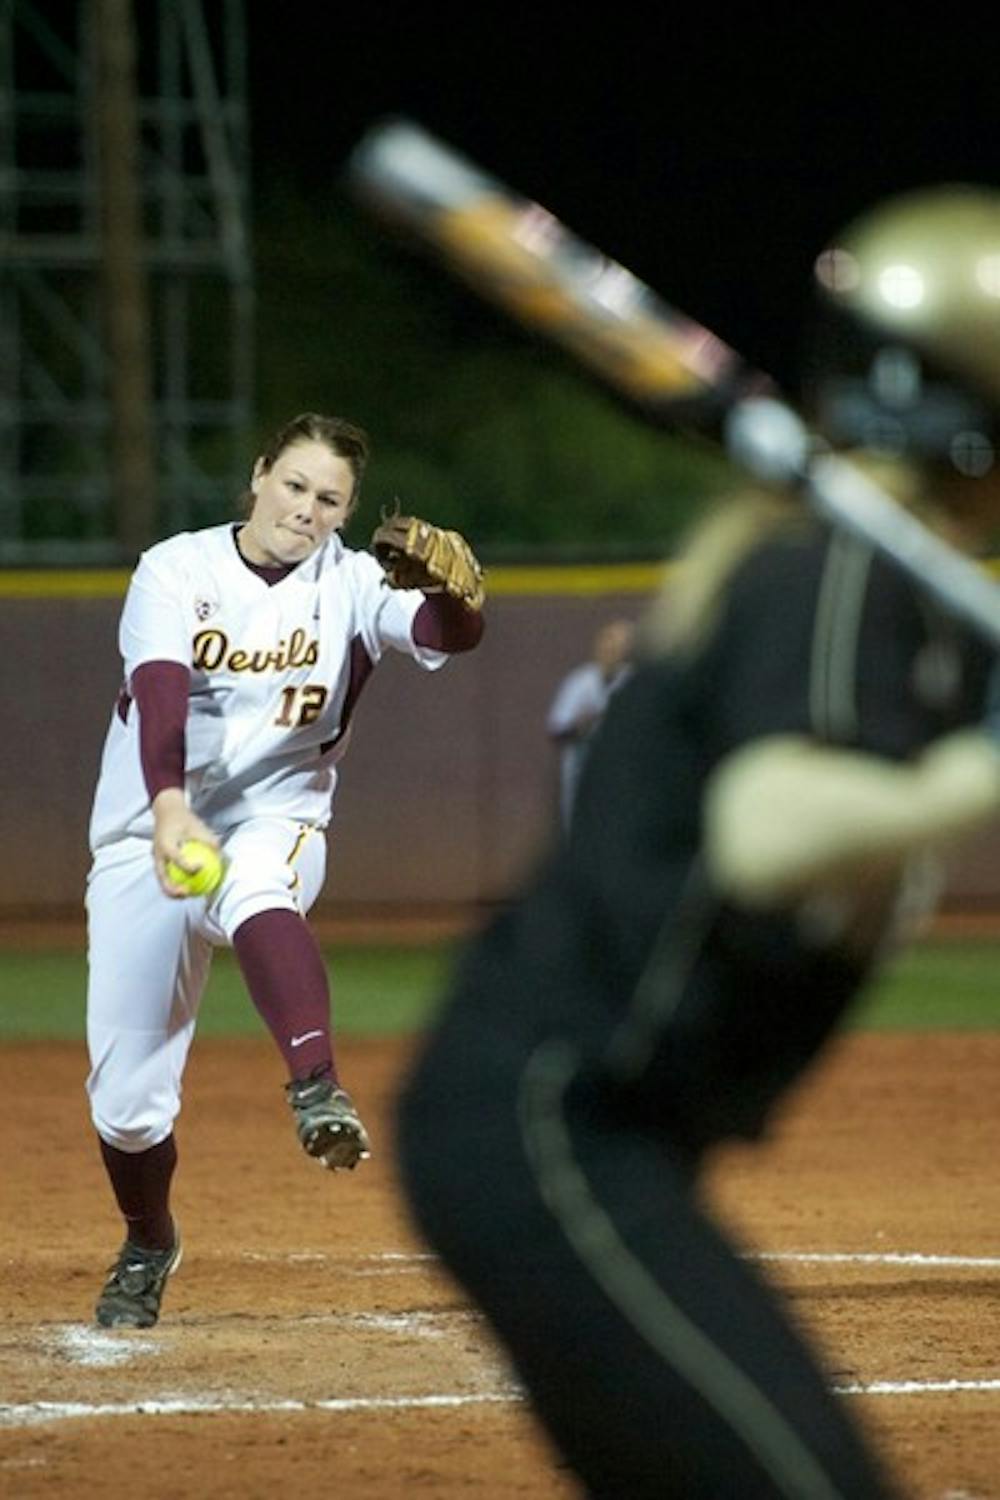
[{"x1": 194, "y1": 597, "x2": 218, "y2": 621}]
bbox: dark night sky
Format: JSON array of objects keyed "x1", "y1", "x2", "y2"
[{"x1": 247, "y1": 7, "x2": 1000, "y2": 395}]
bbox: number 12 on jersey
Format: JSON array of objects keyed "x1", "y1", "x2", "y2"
[{"x1": 274, "y1": 685, "x2": 329, "y2": 728}]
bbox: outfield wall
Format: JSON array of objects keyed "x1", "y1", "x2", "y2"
[{"x1": 3, "y1": 564, "x2": 1000, "y2": 920}]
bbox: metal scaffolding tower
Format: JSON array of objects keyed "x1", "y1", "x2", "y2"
[{"x1": 0, "y1": 0, "x2": 254, "y2": 563}]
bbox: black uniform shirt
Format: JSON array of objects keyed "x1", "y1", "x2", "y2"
[{"x1": 566, "y1": 521, "x2": 994, "y2": 976}]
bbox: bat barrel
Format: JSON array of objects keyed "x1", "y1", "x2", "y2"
[
  {"x1": 349, "y1": 120, "x2": 1000, "y2": 650},
  {"x1": 347, "y1": 118, "x2": 751, "y2": 413}
]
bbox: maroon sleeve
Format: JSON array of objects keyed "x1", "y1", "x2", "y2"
[
  {"x1": 412, "y1": 593, "x2": 484, "y2": 653},
  {"x1": 130, "y1": 660, "x2": 190, "y2": 800}
]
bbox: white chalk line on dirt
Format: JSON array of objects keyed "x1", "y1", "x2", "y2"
[
  {"x1": 5, "y1": 1248, "x2": 996, "y2": 1431},
  {"x1": 344, "y1": 1311, "x2": 477, "y2": 1336},
  {"x1": 239, "y1": 1250, "x2": 438, "y2": 1275},
  {"x1": 238, "y1": 1251, "x2": 436, "y2": 1262},
  {"x1": 836, "y1": 1379, "x2": 1000, "y2": 1396},
  {"x1": 238, "y1": 1249, "x2": 1000, "y2": 1272},
  {"x1": 755, "y1": 1251, "x2": 1000, "y2": 1269},
  {"x1": 39, "y1": 1314, "x2": 465, "y2": 1369},
  {"x1": 6, "y1": 1378, "x2": 1000, "y2": 1429},
  {"x1": 0, "y1": 1392, "x2": 520, "y2": 1428},
  {"x1": 41, "y1": 1326, "x2": 162, "y2": 1368}
]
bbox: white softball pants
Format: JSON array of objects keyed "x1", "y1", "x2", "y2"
[{"x1": 85, "y1": 818, "x2": 327, "y2": 1152}]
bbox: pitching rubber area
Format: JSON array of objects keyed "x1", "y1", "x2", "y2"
[{"x1": 2, "y1": 1031, "x2": 1000, "y2": 1498}]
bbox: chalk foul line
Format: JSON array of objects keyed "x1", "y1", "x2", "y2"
[
  {"x1": 0, "y1": 1392, "x2": 522, "y2": 1427},
  {"x1": 836, "y1": 1379, "x2": 1000, "y2": 1396},
  {"x1": 753, "y1": 1251, "x2": 1000, "y2": 1269},
  {"x1": 237, "y1": 1248, "x2": 1000, "y2": 1272},
  {"x1": 7, "y1": 1377, "x2": 1000, "y2": 1428},
  {"x1": 4, "y1": 1247, "x2": 998, "y2": 1429}
]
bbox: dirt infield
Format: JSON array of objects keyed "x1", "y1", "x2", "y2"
[{"x1": 3, "y1": 1030, "x2": 1000, "y2": 1499}]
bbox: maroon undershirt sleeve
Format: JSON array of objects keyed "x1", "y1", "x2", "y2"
[
  {"x1": 412, "y1": 593, "x2": 484, "y2": 652},
  {"x1": 130, "y1": 659, "x2": 191, "y2": 801}
]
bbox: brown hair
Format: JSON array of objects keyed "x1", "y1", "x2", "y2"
[{"x1": 240, "y1": 412, "x2": 371, "y2": 514}]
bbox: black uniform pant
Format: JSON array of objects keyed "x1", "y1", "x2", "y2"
[{"x1": 397, "y1": 992, "x2": 901, "y2": 1500}]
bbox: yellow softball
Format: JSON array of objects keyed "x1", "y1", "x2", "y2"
[{"x1": 165, "y1": 839, "x2": 225, "y2": 897}]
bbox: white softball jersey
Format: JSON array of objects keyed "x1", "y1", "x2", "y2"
[{"x1": 89, "y1": 523, "x2": 447, "y2": 849}]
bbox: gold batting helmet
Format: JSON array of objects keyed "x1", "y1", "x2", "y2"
[{"x1": 807, "y1": 183, "x2": 1000, "y2": 477}]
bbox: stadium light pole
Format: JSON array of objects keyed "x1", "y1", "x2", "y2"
[{"x1": 94, "y1": 0, "x2": 157, "y2": 556}]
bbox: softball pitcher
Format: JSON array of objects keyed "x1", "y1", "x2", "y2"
[{"x1": 87, "y1": 411, "x2": 484, "y2": 1329}]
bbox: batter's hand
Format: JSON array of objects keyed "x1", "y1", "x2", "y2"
[{"x1": 152, "y1": 789, "x2": 221, "y2": 899}]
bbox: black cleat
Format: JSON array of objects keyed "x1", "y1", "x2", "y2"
[
  {"x1": 285, "y1": 1075, "x2": 371, "y2": 1171},
  {"x1": 95, "y1": 1234, "x2": 183, "y2": 1329}
]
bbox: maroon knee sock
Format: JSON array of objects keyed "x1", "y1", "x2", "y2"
[
  {"x1": 232, "y1": 908, "x2": 337, "y2": 1082},
  {"x1": 99, "y1": 1134, "x2": 177, "y2": 1250}
]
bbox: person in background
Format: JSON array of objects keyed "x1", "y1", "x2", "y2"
[
  {"x1": 85, "y1": 411, "x2": 484, "y2": 1330},
  {"x1": 546, "y1": 616, "x2": 635, "y2": 829},
  {"x1": 395, "y1": 186, "x2": 1000, "y2": 1497}
]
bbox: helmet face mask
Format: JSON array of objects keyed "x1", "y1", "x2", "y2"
[
  {"x1": 804, "y1": 184, "x2": 1000, "y2": 484},
  {"x1": 803, "y1": 307, "x2": 998, "y2": 480}
]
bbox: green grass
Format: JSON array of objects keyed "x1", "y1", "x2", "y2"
[
  {"x1": 1, "y1": 944, "x2": 457, "y2": 1041},
  {"x1": 2, "y1": 938, "x2": 999, "y2": 1041},
  {"x1": 852, "y1": 940, "x2": 1000, "y2": 1030}
]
